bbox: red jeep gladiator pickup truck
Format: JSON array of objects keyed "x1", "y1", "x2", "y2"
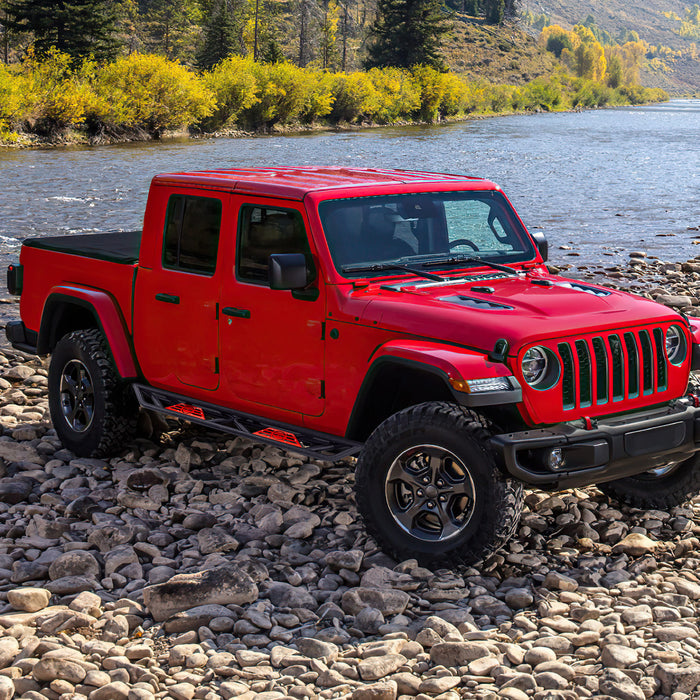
[{"x1": 7, "y1": 167, "x2": 700, "y2": 564}]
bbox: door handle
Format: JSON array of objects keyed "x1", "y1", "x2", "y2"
[
  {"x1": 155, "y1": 293, "x2": 180, "y2": 304},
  {"x1": 222, "y1": 306, "x2": 251, "y2": 319}
]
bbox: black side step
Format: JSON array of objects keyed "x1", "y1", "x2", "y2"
[{"x1": 132, "y1": 384, "x2": 362, "y2": 462}]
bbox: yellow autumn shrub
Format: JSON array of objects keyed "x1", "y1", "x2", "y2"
[{"x1": 91, "y1": 53, "x2": 215, "y2": 134}]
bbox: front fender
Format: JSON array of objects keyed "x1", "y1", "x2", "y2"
[
  {"x1": 38, "y1": 285, "x2": 138, "y2": 378},
  {"x1": 369, "y1": 339, "x2": 521, "y2": 405}
]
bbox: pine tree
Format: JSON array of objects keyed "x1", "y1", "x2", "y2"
[
  {"x1": 197, "y1": 0, "x2": 242, "y2": 69},
  {"x1": 365, "y1": 0, "x2": 451, "y2": 69},
  {"x1": 484, "y1": 0, "x2": 504, "y2": 25},
  {"x1": 4, "y1": 0, "x2": 120, "y2": 61}
]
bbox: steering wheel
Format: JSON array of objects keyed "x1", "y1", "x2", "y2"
[{"x1": 449, "y1": 238, "x2": 479, "y2": 251}]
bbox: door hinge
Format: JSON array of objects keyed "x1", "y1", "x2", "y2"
[
  {"x1": 215, "y1": 302, "x2": 219, "y2": 320},
  {"x1": 320, "y1": 380, "x2": 325, "y2": 399},
  {"x1": 321, "y1": 321, "x2": 326, "y2": 340},
  {"x1": 214, "y1": 357, "x2": 219, "y2": 374}
]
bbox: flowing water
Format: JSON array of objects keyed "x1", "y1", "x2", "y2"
[{"x1": 1, "y1": 99, "x2": 699, "y2": 273}]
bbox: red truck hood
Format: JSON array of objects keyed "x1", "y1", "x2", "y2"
[{"x1": 350, "y1": 274, "x2": 684, "y2": 354}]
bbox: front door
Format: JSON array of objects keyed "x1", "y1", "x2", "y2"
[
  {"x1": 134, "y1": 190, "x2": 227, "y2": 392},
  {"x1": 220, "y1": 199, "x2": 325, "y2": 416}
]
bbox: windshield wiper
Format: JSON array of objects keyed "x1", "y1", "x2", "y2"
[
  {"x1": 341, "y1": 262, "x2": 446, "y2": 282},
  {"x1": 421, "y1": 255, "x2": 520, "y2": 276}
]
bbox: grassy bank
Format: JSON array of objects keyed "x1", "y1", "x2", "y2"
[{"x1": 0, "y1": 51, "x2": 668, "y2": 147}]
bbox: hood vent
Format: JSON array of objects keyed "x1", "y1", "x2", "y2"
[
  {"x1": 556, "y1": 281, "x2": 611, "y2": 297},
  {"x1": 439, "y1": 294, "x2": 514, "y2": 311}
]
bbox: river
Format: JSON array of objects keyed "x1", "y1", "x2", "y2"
[{"x1": 1, "y1": 99, "x2": 699, "y2": 274}]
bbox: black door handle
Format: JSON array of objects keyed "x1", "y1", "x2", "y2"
[
  {"x1": 156, "y1": 293, "x2": 180, "y2": 304},
  {"x1": 222, "y1": 306, "x2": 251, "y2": 319}
]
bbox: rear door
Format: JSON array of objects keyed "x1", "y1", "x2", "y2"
[
  {"x1": 219, "y1": 198, "x2": 326, "y2": 416},
  {"x1": 134, "y1": 189, "x2": 228, "y2": 392}
]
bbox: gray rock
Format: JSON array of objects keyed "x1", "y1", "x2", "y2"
[
  {"x1": 505, "y1": 587, "x2": 534, "y2": 609},
  {"x1": 295, "y1": 637, "x2": 338, "y2": 661},
  {"x1": 357, "y1": 654, "x2": 406, "y2": 681},
  {"x1": 430, "y1": 642, "x2": 492, "y2": 667},
  {"x1": 88, "y1": 681, "x2": 131, "y2": 700},
  {"x1": 351, "y1": 680, "x2": 398, "y2": 700},
  {"x1": 48, "y1": 551, "x2": 100, "y2": 580},
  {"x1": 197, "y1": 527, "x2": 239, "y2": 554},
  {"x1": 33, "y1": 657, "x2": 87, "y2": 684},
  {"x1": 326, "y1": 550, "x2": 364, "y2": 572},
  {"x1": 0, "y1": 637, "x2": 19, "y2": 668},
  {"x1": 655, "y1": 663, "x2": 700, "y2": 695},
  {"x1": 341, "y1": 587, "x2": 410, "y2": 616},
  {"x1": 7, "y1": 587, "x2": 50, "y2": 612},
  {"x1": 600, "y1": 668, "x2": 646, "y2": 700},
  {"x1": 143, "y1": 564, "x2": 259, "y2": 621},
  {"x1": 267, "y1": 582, "x2": 317, "y2": 609},
  {"x1": 0, "y1": 676, "x2": 14, "y2": 700},
  {"x1": 470, "y1": 594, "x2": 512, "y2": 617},
  {"x1": 163, "y1": 604, "x2": 236, "y2": 633},
  {"x1": 0, "y1": 478, "x2": 33, "y2": 504}
]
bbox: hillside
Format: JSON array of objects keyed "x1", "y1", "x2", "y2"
[
  {"x1": 442, "y1": 17, "x2": 563, "y2": 84},
  {"x1": 521, "y1": 0, "x2": 700, "y2": 92}
]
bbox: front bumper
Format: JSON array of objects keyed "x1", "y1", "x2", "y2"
[{"x1": 491, "y1": 398, "x2": 700, "y2": 490}]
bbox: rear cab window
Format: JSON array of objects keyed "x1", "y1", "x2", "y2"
[{"x1": 163, "y1": 194, "x2": 222, "y2": 275}]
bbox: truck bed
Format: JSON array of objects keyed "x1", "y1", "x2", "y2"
[{"x1": 23, "y1": 231, "x2": 141, "y2": 264}]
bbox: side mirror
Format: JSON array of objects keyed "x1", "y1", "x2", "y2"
[
  {"x1": 269, "y1": 253, "x2": 311, "y2": 290},
  {"x1": 530, "y1": 231, "x2": 548, "y2": 262}
]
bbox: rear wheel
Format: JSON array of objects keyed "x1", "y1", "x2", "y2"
[
  {"x1": 598, "y1": 454, "x2": 700, "y2": 510},
  {"x1": 355, "y1": 402, "x2": 523, "y2": 565},
  {"x1": 48, "y1": 329, "x2": 137, "y2": 457}
]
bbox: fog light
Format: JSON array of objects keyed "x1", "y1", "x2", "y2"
[{"x1": 547, "y1": 448, "x2": 565, "y2": 471}]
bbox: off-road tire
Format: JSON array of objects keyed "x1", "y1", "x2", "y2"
[
  {"x1": 48, "y1": 329, "x2": 137, "y2": 457},
  {"x1": 355, "y1": 401, "x2": 523, "y2": 566},
  {"x1": 598, "y1": 453, "x2": 700, "y2": 510}
]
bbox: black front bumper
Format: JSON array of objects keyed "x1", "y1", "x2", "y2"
[{"x1": 491, "y1": 399, "x2": 700, "y2": 490}]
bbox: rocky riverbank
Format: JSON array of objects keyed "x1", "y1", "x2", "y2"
[{"x1": 1, "y1": 255, "x2": 700, "y2": 700}]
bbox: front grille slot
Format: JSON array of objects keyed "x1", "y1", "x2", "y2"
[
  {"x1": 653, "y1": 328, "x2": 667, "y2": 391},
  {"x1": 575, "y1": 340, "x2": 592, "y2": 407},
  {"x1": 608, "y1": 334, "x2": 624, "y2": 401},
  {"x1": 623, "y1": 332, "x2": 639, "y2": 398},
  {"x1": 592, "y1": 337, "x2": 608, "y2": 404},
  {"x1": 558, "y1": 343, "x2": 575, "y2": 410},
  {"x1": 556, "y1": 326, "x2": 670, "y2": 410},
  {"x1": 639, "y1": 330, "x2": 653, "y2": 394}
]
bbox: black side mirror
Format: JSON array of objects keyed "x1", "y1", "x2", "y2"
[
  {"x1": 530, "y1": 231, "x2": 548, "y2": 262},
  {"x1": 269, "y1": 253, "x2": 310, "y2": 290}
]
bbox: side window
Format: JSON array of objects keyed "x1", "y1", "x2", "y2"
[
  {"x1": 163, "y1": 195, "x2": 222, "y2": 275},
  {"x1": 238, "y1": 205, "x2": 313, "y2": 283}
]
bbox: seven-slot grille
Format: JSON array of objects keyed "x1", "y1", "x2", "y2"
[{"x1": 557, "y1": 328, "x2": 669, "y2": 410}]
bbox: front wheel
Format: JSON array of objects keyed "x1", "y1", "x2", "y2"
[
  {"x1": 598, "y1": 453, "x2": 700, "y2": 510},
  {"x1": 355, "y1": 402, "x2": 523, "y2": 566},
  {"x1": 48, "y1": 329, "x2": 137, "y2": 457}
]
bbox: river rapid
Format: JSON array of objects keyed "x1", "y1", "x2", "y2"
[{"x1": 1, "y1": 99, "x2": 699, "y2": 274}]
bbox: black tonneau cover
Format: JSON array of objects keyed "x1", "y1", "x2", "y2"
[{"x1": 24, "y1": 231, "x2": 141, "y2": 264}]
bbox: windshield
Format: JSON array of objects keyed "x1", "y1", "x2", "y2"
[{"x1": 318, "y1": 191, "x2": 536, "y2": 277}]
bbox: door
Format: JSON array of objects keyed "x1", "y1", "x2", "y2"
[
  {"x1": 134, "y1": 190, "x2": 227, "y2": 392},
  {"x1": 220, "y1": 199, "x2": 325, "y2": 416}
]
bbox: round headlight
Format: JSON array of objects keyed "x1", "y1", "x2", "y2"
[
  {"x1": 665, "y1": 325, "x2": 687, "y2": 365},
  {"x1": 522, "y1": 346, "x2": 548, "y2": 385}
]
